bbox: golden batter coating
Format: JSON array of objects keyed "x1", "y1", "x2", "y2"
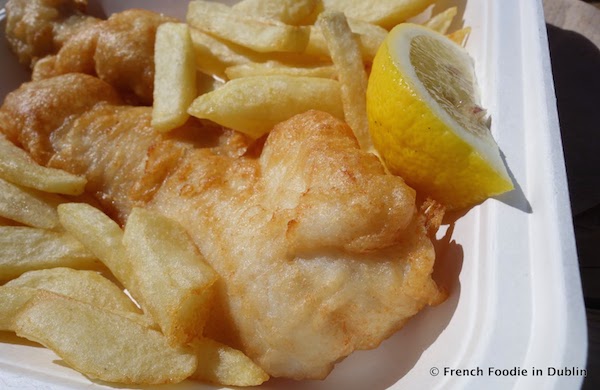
[
  {"x1": 0, "y1": 73, "x2": 445, "y2": 379},
  {"x1": 6, "y1": 0, "x2": 173, "y2": 104}
]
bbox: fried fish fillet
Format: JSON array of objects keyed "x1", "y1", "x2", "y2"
[
  {"x1": 5, "y1": 0, "x2": 98, "y2": 67},
  {"x1": 5, "y1": 0, "x2": 173, "y2": 104},
  {"x1": 0, "y1": 74, "x2": 445, "y2": 379}
]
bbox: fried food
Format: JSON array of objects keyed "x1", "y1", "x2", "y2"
[
  {"x1": 57, "y1": 203, "x2": 219, "y2": 347},
  {"x1": 0, "y1": 73, "x2": 122, "y2": 165},
  {"x1": 0, "y1": 133, "x2": 87, "y2": 195},
  {"x1": 14, "y1": 291, "x2": 198, "y2": 385},
  {"x1": 186, "y1": 1, "x2": 311, "y2": 54},
  {"x1": 317, "y1": 11, "x2": 371, "y2": 150},
  {"x1": 5, "y1": 0, "x2": 99, "y2": 67},
  {"x1": 0, "y1": 226, "x2": 99, "y2": 282},
  {"x1": 0, "y1": 73, "x2": 445, "y2": 379},
  {"x1": 152, "y1": 23, "x2": 197, "y2": 132},
  {"x1": 5, "y1": 0, "x2": 173, "y2": 104},
  {"x1": 187, "y1": 75, "x2": 344, "y2": 139}
]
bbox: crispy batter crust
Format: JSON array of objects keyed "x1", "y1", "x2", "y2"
[{"x1": 0, "y1": 73, "x2": 445, "y2": 378}]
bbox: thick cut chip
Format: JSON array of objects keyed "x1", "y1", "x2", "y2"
[
  {"x1": 58, "y1": 203, "x2": 216, "y2": 346},
  {"x1": 0, "y1": 134, "x2": 86, "y2": 195},
  {"x1": 322, "y1": 0, "x2": 435, "y2": 29},
  {"x1": 0, "y1": 178, "x2": 62, "y2": 229},
  {"x1": 225, "y1": 61, "x2": 336, "y2": 79},
  {"x1": 189, "y1": 28, "x2": 319, "y2": 79},
  {"x1": 447, "y1": 26, "x2": 471, "y2": 47},
  {"x1": 0, "y1": 286, "x2": 36, "y2": 331},
  {"x1": 345, "y1": 18, "x2": 389, "y2": 61},
  {"x1": 189, "y1": 27, "x2": 265, "y2": 78},
  {"x1": 152, "y1": 23, "x2": 197, "y2": 132},
  {"x1": 191, "y1": 338, "x2": 269, "y2": 387},
  {"x1": 318, "y1": 12, "x2": 372, "y2": 150},
  {"x1": 5, "y1": 268, "x2": 141, "y2": 315},
  {"x1": 187, "y1": 1, "x2": 310, "y2": 53},
  {"x1": 232, "y1": 0, "x2": 317, "y2": 25},
  {"x1": 188, "y1": 75, "x2": 344, "y2": 139},
  {"x1": 14, "y1": 292, "x2": 197, "y2": 385},
  {"x1": 122, "y1": 208, "x2": 218, "y2": 346},
  {"x1": 57, "y1": 203, "x2": 128, "y2": 278},
  {"x1": 306, "y1": 19, "x2": 387, "y2": 62},
  {"x1": 0, "y1": 226, "x2": 99, "y2": 281},
  {"x1": 424, "y1": 7, "x2": 457, "y2": 34}
]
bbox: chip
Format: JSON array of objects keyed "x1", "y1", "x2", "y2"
[
  {"x1": 152, "y1": 22, "x2": 197, "y2": 132},
  {"x1": 187, "y1": 1, "x2": 310, "y2": 53},
  {"x1": 232, "y1": 0, "x2": 317, "y2": 25},
  {"x1": 306, "y1": 18, "x2": 387, "y2": 62},
  {"x1": 57, "y1": 203, "x2": 127, "y2": 277},
  {"x1": 447, "y1": 26, "x2": 471, "y2": 47},
  {"x1": 122, "y1": 207, "x2": 218, "y2": 346},
  {"x1": 5, "y1": 268, "x2": 141, "y2": 315},
  {"x1": 321, "y1": 0, "x2": 435, "y2": 29},
  {"x1": 14, "y1": 291, "x2": 197, "y2": 385},
  {"x1": 0, "y1": 286, "x2": 36, "y2": 331},
  {"x1": 318, "y1": 11, "x2": 372, "y2": 150},
  {"x1": 0, "y1": 178, "x2": 62, "y2": 230},
  {"x1": 191, "y1": 337, "x2": 269, "y2": 386},
  {"x1": 0, "y1": 134, "x2": 86, "y2": 195},
  {"x1": 188, "y1": 75, "x2": 344, "y2": 139},
  {"x1": 0, "y1": 226, "x2": 99, "y2": 282},
  {"x1": 189, "y1": 27, "x2": 264, "y2": 79},
  {"x1": 225, "y1": 60, "x2": 336, "y2": 79},
  {"x1": 424, "y1": 6, "x2": 457, "y2": 34},
  {"x1": 58, "y1": 203, "x2": 218, "y2": 346}
]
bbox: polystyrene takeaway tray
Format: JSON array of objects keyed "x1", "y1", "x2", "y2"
[{"x1": 0, "y1": 0, "x2": 587, "y2": 389}]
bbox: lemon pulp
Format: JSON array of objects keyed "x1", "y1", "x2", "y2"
[{"x1": 366, "y1": 23, "x2": 513, "y2": 210}]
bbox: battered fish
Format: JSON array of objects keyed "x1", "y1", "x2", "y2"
[
  {"x1": 0, "y1": 74, "x2": 445, "y2": 379},
  {"x1": 5, "y1": 0, "x2": 173, "y2": 104},
  {"x1": 5, "y1": 0, "x2": 97, "y2": 67}
]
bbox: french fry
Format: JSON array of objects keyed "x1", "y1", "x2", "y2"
[
  {"x1": 233, "y1": 0, "x2": 317, "y2": 25},
  {"x1": 447, "y1": 26, "x2": 471, "y2": 47},
  {"x1": 0, "y1": 134, "x2": 86, "y2": 195},
  {"x1": 152, "y1": 23, "x2": 197, "y2": 132},
  {"x1": 2, "y1": 270, "x2": 155, "y2": 329},
  {"x1": 58, "y1": 203, "x2": 217, "y2": 346},
  {"x1": 190, "y1": 338, "x2": 269, "y2": 386},
  {"x1": 14, "y1": 292, "x2": 197, "y2": 385},
  {"x1": 190, "y1": 28, "x2": 271, "y2": 79},
  {"x1": 122, "y1": 207, "x2": 218, "y2": 346},
  {"x1": 189, "y1": 27, "x2": 322, "y2": 79},
  {"x1": 57, "y1": 203, "x2": 127, "y2": 278},
  {"x1": 306, "y1": 18, "x2": 387, "y2": 62},
  {"x1": 225, "y1": 60, "x2": 336, "y2": 79},
  {"x1": 187, "y1": 1, "x2": 310, "y2": 53},
  {"x1": 346, "y1": 18, "x2": 389, "y2": 60},
  {"x1": 189, "y1": 28, "x2": 265, "y2": 79},
  {"x1": 5, "y1": 268, "x2": 141, "y2": 316},
  {"x1": 318, "y1": 12, "x2": 372, "y2": 151},
  {"x1": 188, "y1": 75, "x2": 344, "y2": 139},
  {"x1": 424, "y1": 6, "x2": 457, "y2": 34},
  {"x1": 0, "y1": 226, "x2": 99, "y2": 281},
  {"x1": 322, "y1": 0, "x2": 435, "y2": 29},
  {"x1": 0, "y1": 286, "x2": 36, "y2": 331},
  {"x1": 0, "y1": 178, "x2": 62, "y2": 230}
]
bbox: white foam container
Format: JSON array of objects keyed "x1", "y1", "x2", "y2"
[{"x1": 0, "y1": 0, "x2": 587, "y2": 389}]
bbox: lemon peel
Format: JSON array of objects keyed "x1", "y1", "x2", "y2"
[{"x1": 367, "y1": 23, "x2": 513, "y2": 210}]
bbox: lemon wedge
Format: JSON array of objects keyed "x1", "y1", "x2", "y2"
[{"x1": 366, "y1": 23, "x2": 513, "y2": 210}]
